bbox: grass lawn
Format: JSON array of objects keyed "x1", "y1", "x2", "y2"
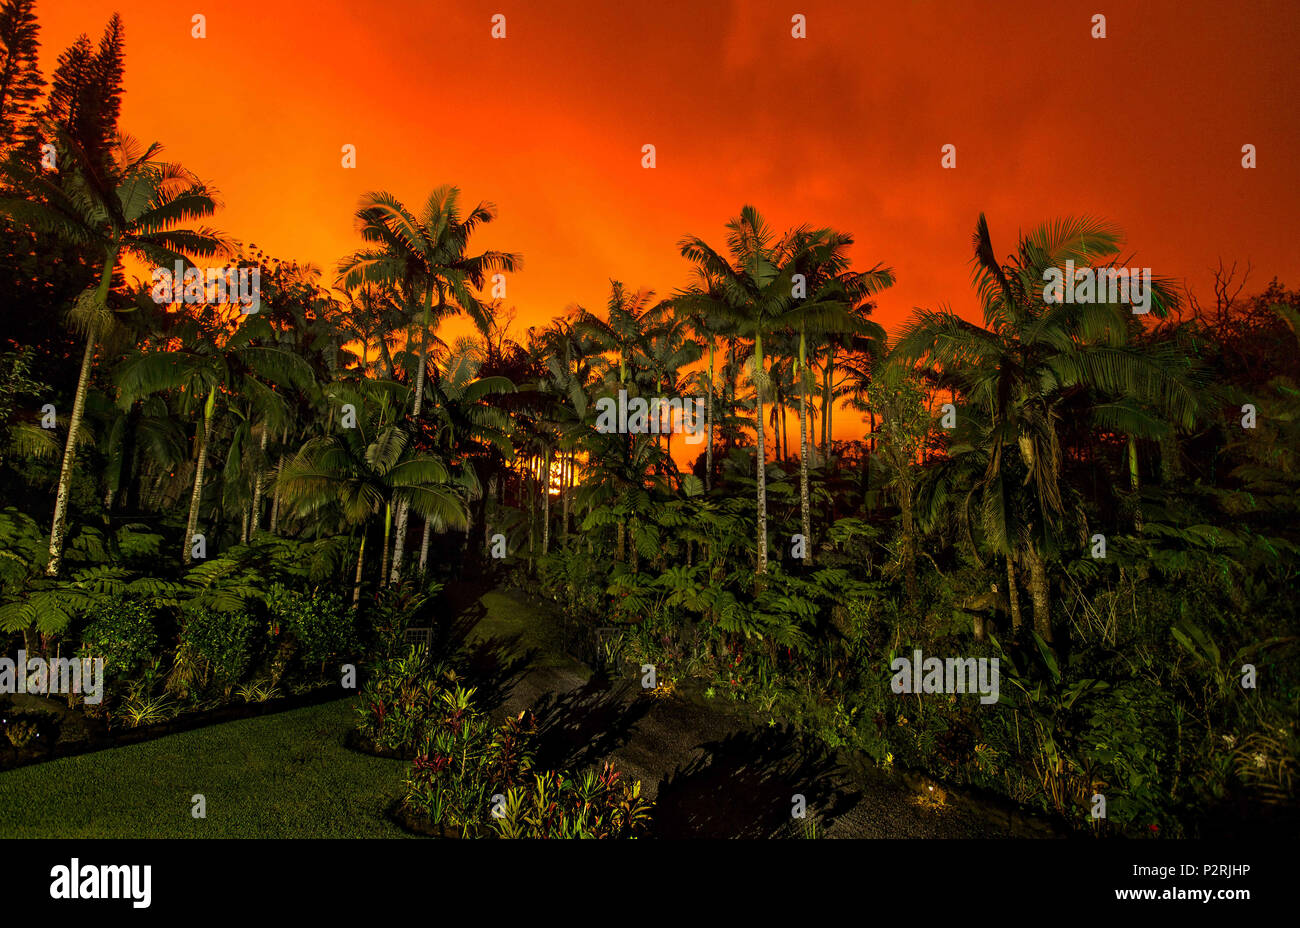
[
  {"x1": 472, "y1": 588, "x2": 591, "y2": 673},
  {"x1": 0, "y1": 698, "x2": 412, "y2": 838}
]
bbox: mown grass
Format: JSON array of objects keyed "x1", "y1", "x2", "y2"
[{"x1": 0, "y1": 698, "x2": 411, "y2": 838}]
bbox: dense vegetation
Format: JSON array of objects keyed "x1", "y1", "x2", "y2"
[{"x1": 1, "y1": 1, "x2": 1296, "y2": 837}]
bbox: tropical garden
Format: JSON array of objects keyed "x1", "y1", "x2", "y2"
[{"x1": 0, "y1": 1, "x2": 1295, "y2": 838}]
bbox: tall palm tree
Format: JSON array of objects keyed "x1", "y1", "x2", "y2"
[
  {"x1": 533, "y1": 318, "x2": 598, "y2": 541},
  {"x1": 783, "y1": 226, "x2": 894, "y2": 564},
  {"x1": 679, "y1": 207, "x2": 842, "y2": 574},
  {"x1": 641, "y1": 304, "x2": 702, "y2": 471},
  {"x1": 575, "y1": 281, "x2": 660, "y2": 389},
  {"x1": 891, "y1": 214, "x2": 1198, "y2": 642},
  {"x1": 337, "y1": 186, "x2": 520, "y2": 584},
  {"x1": 0, "y1": 132, "x2": 230, "y2": 576},
  {"x1": 673, "y1": 274, "x2": 734, "y2": 490},
  {"x1": 575, "y1": 282, "x2": 665, "y2": 555}
]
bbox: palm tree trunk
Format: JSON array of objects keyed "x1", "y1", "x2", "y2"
[
  {"x1": 418, "y1": 516, "x2": 433, "y2": 576},
  {"x1": 183, "y1": 392, "x2": 215, "y2": 565},
  {"x1": 390, "y1": 505, "x2": 409, "y2": 584},
  {"x1": 1006, "y1": 557, "x2": 1023, "y2": 633},
  {"x1": 1025, "y1": 543, "x2": 1052, "y2": 644},
  {"x1": 542, "y1": 447, "x2": 552, "y2": 556},
  {"x1": 825, "y1": 347, "x2": 836, "y2": 457},
  {"x1": 392, "y1": 292, "x2": 435, "y2": 586},
  {"x1": 797, "y1": 336, "x2": 812, "y2": 567},
  {"x1": 782, "y1": 401, "x2": 790, "y2": 462},
  {"x1": 352, "y1": 531, "x2": 366, "y2": 607},
  {"x1": 45, "y1": 332, "x2": 96, "y2": 577},
  {"x1": 380, "y1": 502, "x2": 392, "y2": 586},
  {"x1": 706, "y1": 340, "x2": 714, "y2": 491},
  {"x1": 250, "y1": 425, "x2": 268, "y2": 534},
  {"x1": 526, "y1": 462, "x2": 535, "y2": 571},
  {"x1": 561, "y1": 452, "x2": 571, "y2": 540},
  {"x1": 1128, "y1": 436, "x2": 1144, "y2": 532},
  {"x1": 821, "y1": 363, "x2": 831, "y2": 456},
  {"x1": 46, "y1": 251, "x2": 119, "y2": 577},
  {"x1": 755, "y1": 333, "x2": 768, "y2": 575}
]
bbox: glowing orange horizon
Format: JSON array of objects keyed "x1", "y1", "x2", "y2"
[{"x1": 38, "y1": 0, "x2": 1300, "y2": 445}]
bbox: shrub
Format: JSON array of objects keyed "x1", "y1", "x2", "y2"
[
  {"x1": 355, "y1": 648, "x2": 452, "y2": 755},
  {"x1": 118, "y1": 693, "x2": 175, "y2": 728},
  {"x1": 401, "y1": 707, "x2": 538, "y2": 837},
  {"x1": 175, "y1": 607, "x2": 259, "y2": 697},
  {"x1": 76, "y1": 597, "x2": 158, "y2": 683},
  {"x1": 489, "y1": 763, "x2": 654, "y2": 839},
  {"x1": 0, "y1": 705, "x2": 57, "y2": 747},
  {"x1": 367, "y1": 582, "x2": 443, "y2": 657},
  {"x1": 266, "y1": 584, "x2": 357, "y2": 669}
]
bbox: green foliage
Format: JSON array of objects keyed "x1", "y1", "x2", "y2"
[
  {"x1": 75, "y1": 596, "x2": 158, "y2": 682},
  {"x1": 401, "y1": 706, "x2": 537, "y2": 837},
  {"x1": 118, "y1": 693, "x2": 175, "y2": 728},
  {"x1": 235, "y1": 679, "x2": 281, "y2": 703},
  {"x1": 4, "y1": 718, "x2": 40, "y2": 748},
  {"x1": 490, "y1": 764, "x2": 654, "y2": 839},
  {"x1": 175, "y1": 607, "x2": 260, "y2": 697},
  {"x1": 354, "y1": 648, "x2": 447, "y2": 755},
  {"x1": 266, "y1": 583, "x2": 356, "y2": 668}
]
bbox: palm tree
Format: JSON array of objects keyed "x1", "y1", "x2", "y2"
[
  {"x1": 420, "y1": 343, "x2": 515, "y2": 573},
  {"x1": 783, "y1": 226, "x2": 894, "y2": 564},
  {"x1": 337, "y1": 185, "x2": 520, "y2": 584},
  {"x1": 575, "y1": 281, "x2": 664, "y2": 556},
  {"x1": 533, "y1": 318, "x2": 599, "y2": 542},
  {"x1": 673, "y1": 275, "x2": 734, "y2": 490},
  {"x1": 116, "y1": 309, "x2": 314, "y2": 563},
  {"x1": 277, "y1": 423, "x2": 469, "y2": 605},
  {"x1": 0, "y1": 132, "x2": 230, "y2": 576},
  {"x1": 679, "y1": 207, "x2": 843, "y2": 574},
  {"x1": 891, "y1": 214, "x2": 1198, "y2": 642},
  {"x1": 575, "y1": 281, "x2": 660, "y2": 389},
  {"x1": 641, "y1": 304, "x2": 702, "y2": 472}
]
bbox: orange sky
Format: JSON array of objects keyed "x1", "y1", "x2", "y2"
[{"x1": 38, "y1": 0, "x2": 1300, "y2": 438}]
